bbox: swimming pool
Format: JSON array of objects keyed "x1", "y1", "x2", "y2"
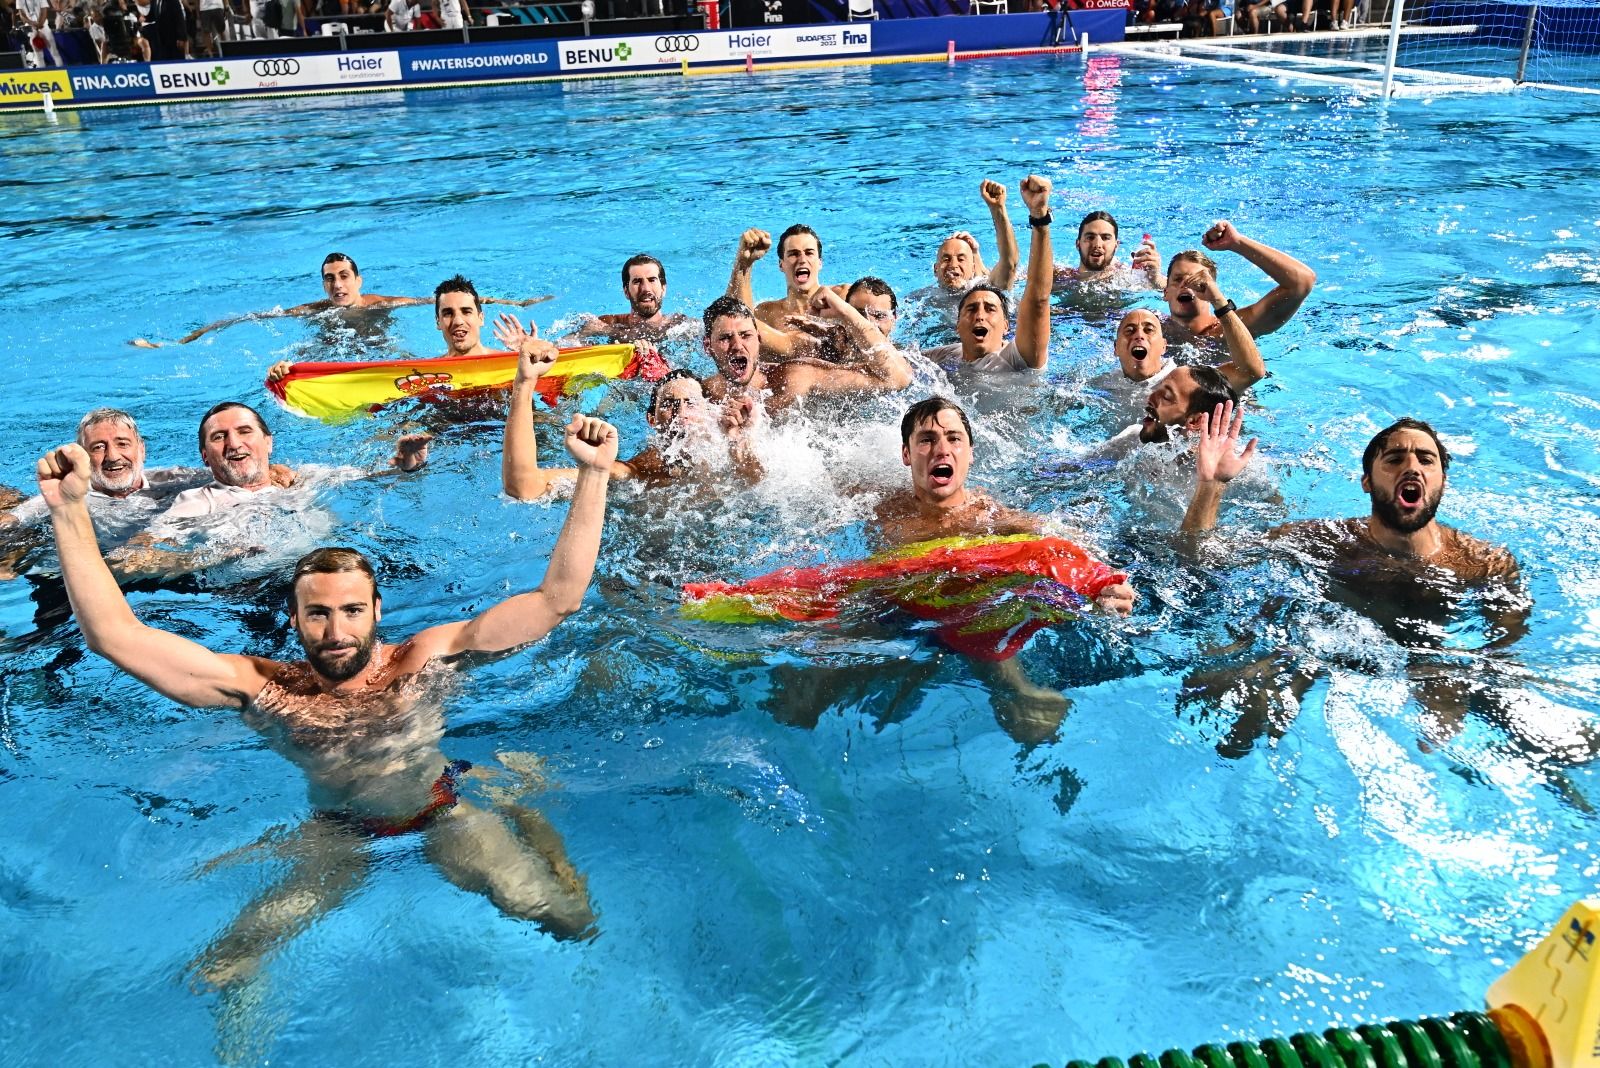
[{"x1": 3, "y1": 51, "x2": 1600, "y2": 1065}]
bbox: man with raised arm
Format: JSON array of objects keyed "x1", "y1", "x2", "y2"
[
  {"x1": 1161, "y1": 221, "x2": 1316, "y2": 345},
  {"x1": 725, "y1": 223, "x2": 839, "y2": 332},
  {"x1": 133, "y1": 255, "x2": 546, "y2": 348},
  {"x1": 700, "y1": 294, "x2": 913, "y2": 414},
  {"x1": 1179, "y1": 408, "x2": 1530, "y2": 754},
  {"x1": 921, "y1": 174, "x2": 1057, "y2": 374},
  {"x1": 36, "y1": 413, "x2": 619, "y2": 967},
  {"x1": 503, "y1": 342, "x2": 760, "y2": 499},
  {"x1": 576, "y1": 253, "x2": 692, "y2": 345},
  {"x1": 904, "y1": 179, "x2": 1022, "y2": 323}
]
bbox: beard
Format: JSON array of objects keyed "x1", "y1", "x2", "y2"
[
  {"x1": 92, "y1": 463, "x2": 141, "y2": 495},
  {"x1": 1370, "y1": 483, "x2": 1441, "y2": 534},
  {"x1": 1138, "y1": 418, "x2": 1171, "y2": 444},
  {"x1": 305, "y1": 635, "x2": 375, "y2": 683}
]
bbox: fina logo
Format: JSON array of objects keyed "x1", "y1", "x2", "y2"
[
  {"x1": 654, "y1": 35, "x2": 699, "y2": 53},
  {"x1": 253, "y1": 59, "x2": 301, "y2": 76}
]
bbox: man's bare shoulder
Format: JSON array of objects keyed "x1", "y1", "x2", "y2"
[{"x1": 1438, "y1": 525, "x2": 1520, "y2": 582}]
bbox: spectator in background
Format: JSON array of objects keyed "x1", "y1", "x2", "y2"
[
  {"x1": 17, "y1": 0, "x2": 62, "y2": 66},
  {"x1": 1179, "y1": 0, "x2": 1224, "y2": 35},
  {"x1": 195, "y1": 0, "x2": 223, "y2": 52},
  {"x1": 385, "y1": 0, "x2": 416, "y2": 29},
  {"x1": 1331, "y1": 0, "x2": 1354, "y2": 28},
  {"x1": 1237, "y1": 0, "x2": 1272, "y2": 31},
  {"x1": 1273, "y1": 0, "x2": 1314, "y2": 30},
  {"x1": 151, "y1": 0, "x2": 186, "y2": 56},
  {"x1": 433, "y1": 0, "x2": 462, "y2": 28}
]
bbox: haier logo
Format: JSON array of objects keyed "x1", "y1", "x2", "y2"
[
  {"x1": 843, "y1": 29, "x2": 867, "y2": 44},
  {"x1": 337, "y1": 55, "x2": 384, "y2": 71},
  {"x1": 727, "y1": 33, "x2": 770, "y2": 49}
]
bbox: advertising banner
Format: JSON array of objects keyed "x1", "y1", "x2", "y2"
[
  {"x1": 0, "y1": 70, "x2": 73, "y2": 104},
  {"x1": 558, "y1": 24, "x2": 872, "y2": 72},
  {"x1": 69, "y1": 65, "x2": 155, "y2": 101},
  {"x1": 150, "y1": 52, "x2": 402, "y2": 95},
  {"x1": 402, "y1": 42, "x2": 559, "y2": 81}
]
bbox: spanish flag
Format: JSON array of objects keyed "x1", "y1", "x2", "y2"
[
  {"x1": 266, "y1": 344, "x2": 663, "y2": 422},
  {"x1": 682, "y1": 534, "x2": 1127, "y2": 661}
]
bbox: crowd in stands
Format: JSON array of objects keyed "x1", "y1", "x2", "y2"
[
  {"x1": 1129, "y1": 0, "x2": 1368, "y2": 35},
  {"x1": 2, "y1": 0, "x2": 496, "y2": 64}
]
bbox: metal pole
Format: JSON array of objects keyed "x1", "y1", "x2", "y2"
[
  {"x1": 1380, "y1": 0, "x2": 1405, "y2": 98},
  {"x1": 1515, "y1": 4, "x2": 1539, "y2": 82}
]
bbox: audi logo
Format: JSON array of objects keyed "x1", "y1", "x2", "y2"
[
  {"x1": 253, "y1": 59, "x2": 301, "y2": 76},
  {"x1": 654, "y1": 35, "x2": 699, "y2": 53}
]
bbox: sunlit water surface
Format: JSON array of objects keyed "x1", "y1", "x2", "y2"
[{"x1": 3, "y1": 53, "x2": 1600, "y2": 1066}]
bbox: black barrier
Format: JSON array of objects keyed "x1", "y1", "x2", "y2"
[
  {"x1": 0, "y1": 51, "x2": 24, "y2": 71},
  {"x1": 589, "y1": 15, "x2": 699, "y2": 32},
  {"x1": 469, "y1": 23, "x2": 572, "y2": 41},
  {"x1": 221, "y1": 35, "x2": 345, "y2": 57}
]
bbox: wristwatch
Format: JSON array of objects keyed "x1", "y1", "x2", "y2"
[
  {"x1": 1215, "y1": 299, "x2": 1238, "y2": 317},
  {"x1": 1028, "y1": 210, "x2": 1053, "y2": 229}
]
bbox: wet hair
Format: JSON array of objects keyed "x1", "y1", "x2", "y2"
[
  {"x1": 77, "y1": 407, "x2": 141, "y2": 448},
  {"x1": 776, "y1": 223, "x2": 823, "y2": 260},
  {"x1": 900, "y1": 396, "x2": 974, "y2": 448},
  {"x1": 846, "y1": 275, "x2": 898, "y2": 314},
  {"x1": 1362, "y1": 418, "x2": 1451, "y2": 480},
  {"x1": 649, "y1": 368, "x2": 701, "y2": 412},
  {"x1": 1078, "y1": 210, "x2": 1119, "y2": 239},
  {"x1": 321, "y1": 251, "x2": 359, "y2": 276},
  {"x1": 197, "y1": 401, "x2": 271, "y2": 451},
  {"x1": 957, "y1": 283, "x2": 1011, "y2": 322},
  {"x1": 288, "y1": 546, "x2": 379, "y2": 613},
  {"x1": 621, "y1": 253, "x2": 666, "y2": 287},
  {"x1": 1166, "y1": 249, "x2": 1218, "y2": 279},
  {"x1": 1183, "y1": 366, "x2": 1241, "y2": 418},
  {"x1": 701, "y1": 295, "x2": 755, "y2": 338},
  {"x1": 433, "y1": 274, "x2": 481, "y2": 315}
]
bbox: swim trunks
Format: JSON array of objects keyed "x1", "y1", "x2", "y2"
[{"x1": 326, "y1": 759, "x2": 471, "y2": 838}]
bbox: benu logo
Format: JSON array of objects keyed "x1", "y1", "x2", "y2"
[
  {"x1": 616, "y1": 42, "x2": 632, "y2": 60},
  {"x1": 212, "y1": 65, "x2": 231, "y2": 84}
]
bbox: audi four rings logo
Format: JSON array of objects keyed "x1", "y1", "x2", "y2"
[
  {"x1": 253, "y1": 59, "x2": 301, "y2": 76},
  {"x1": 654, "y1": 35, "x2": 699, "y2": 53}
]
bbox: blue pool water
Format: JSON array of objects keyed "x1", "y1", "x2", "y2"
[{"x1": 3, "y1": 52, "x2": 1600, "y2": 1065}]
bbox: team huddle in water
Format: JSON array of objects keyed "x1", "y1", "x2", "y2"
[{"x1": 9, "y1": 173, "x2": 1531, "y2": 986}]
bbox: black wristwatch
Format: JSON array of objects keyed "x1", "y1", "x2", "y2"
[
  {"x1": 1028, "y1": 210, "x2": 1053, "y2": 229},
  {"x1": 1215, "y1": 299, "x2": 1238, "y2": 317}
]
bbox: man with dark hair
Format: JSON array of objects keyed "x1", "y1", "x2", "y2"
[
  {"x1": 577, "y1": 253, "x2": 690, "y2": 345},
  {"x1": 922, "y1": 174, "x2": 1058, "y2": 374},
  {"x1": 34, "y1": 413, "x2": 619, "y2": 973},
  {"x1": 725, "y1": 223, "x2": 842, "y2": 333},
  {"x1": 699, "y1": 294, "x2": 912, "y2": 415},
  {"x1": 1053, "y1": 209, "x2": 1162, "y2": 289},
  {"x1": 1179, "y1": 407, "x2": 1528, "y2": 754},
  {"x1": 134, "y1": 256, "x2": 544, "y2": 348},
  {"x1": 1162, "y1": 221, "x2": 1316, "y2": 345},
  {"x1": 503, "y1": 344, "x2": 759, "y2": 497},
  {"x1": 903, "y1": 180, "x2": 1021, "y2": 334}
]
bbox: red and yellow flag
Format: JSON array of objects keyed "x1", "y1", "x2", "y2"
[{"x1": 265, "y1": 344, "x2": 664, "y2": 421}]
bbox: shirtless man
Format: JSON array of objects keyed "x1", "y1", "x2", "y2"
[
  {"x1": 700, "y1": 295, "x2": 912, "y2": 414},
  {"x1": 922, "y1": 174, "x2": 1057, "y2": 374},
  {"x1": 1053, "y1": 210, "x2": 1162, "y2": 289},
  {"x1": 35, "y1": 414, "x2": 618, "y2": 980},
  {"x1": 132, "y1": 255, "x2": 546, "y2": 348},
  {"x1": 576, "y1": 254, "x2": 691, "y2": 345},
  {"x1": 874, "y1": 396, "x2": 1137, "y2": 742},
  {"x1": 503, "y1": 344, "x2": 759, "y2": 499},
  {"x1": 725, "y1": 223, "x2": 838, "y2": 332},
  {"x1": 1162, "y1": 221, "x2": 1316, "y2": 345},
  {"x1": 1180, "y1": 409, "x2": 1530, "y2": 754}
]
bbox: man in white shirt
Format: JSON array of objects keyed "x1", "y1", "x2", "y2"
[
  {"x1": 17, "y1": 0, "x2": 62, "y2": 66},
  {"x1": 386, "y1": 0, "x2": 417, "y2": 30},
  {"x1": 435, "y1": 0, "x2": 463, "y2": 29}
]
